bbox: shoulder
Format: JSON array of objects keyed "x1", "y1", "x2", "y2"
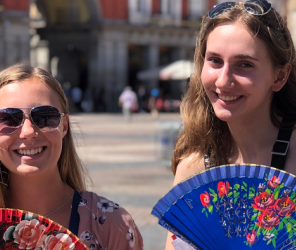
[
  {"x1": 77, "y1": 191, "x2": 143, "y2": 250},
  {"x1": 173, "y1": 152, "x2": 205, "y2": 186}
]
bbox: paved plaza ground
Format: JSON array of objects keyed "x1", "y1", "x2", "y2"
[{"x1": 72, "y1": 112, "x2": 182, "y2": 250}]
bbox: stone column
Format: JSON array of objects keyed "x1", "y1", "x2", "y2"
[
  {"x1": 0, "y1": 17, "x2": 30, "y2": 70},
  {"x1": 98, "y1": 31, "x2": 128, "y2": 112},
  {"x1": 0, "y1": 20, "x2": 9, "y2": 69},
  {"x1": 86, "y1": 32, "x2": 102, "y2": 112},
  {"x1": 96, "y1": 35, "x2": 117, "y2": 112},
  {"x1": 114, "y1": 40, "x2": 128, "y2": 111},
  {"x1": 33, "y1": 40, "x2": 49, "y2": 70}
]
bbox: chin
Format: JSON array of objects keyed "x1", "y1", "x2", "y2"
[
  {"x1": 15, "y1": 165, "x2": 43, "y2": 176},
  {"x1": 213, "y1": 111, "x2": 234, "y2": 122}
]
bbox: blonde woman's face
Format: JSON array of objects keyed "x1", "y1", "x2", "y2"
[
  {"x1": 201, "y1": 21, "x2": 279, "y2": 123},
  {"x1": 0, "y1": 77, "x2": 68, "y2": 181}
]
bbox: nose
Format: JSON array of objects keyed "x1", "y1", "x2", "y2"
[
  {"x1": 215, "y1": 64, "x2": 235, "y2": 89},
  {"x1": 19, "y1": 115, "x2": 38, "y2": 139}
]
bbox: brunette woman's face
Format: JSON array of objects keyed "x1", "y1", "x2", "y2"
[
  {"x1": 201, "y1": 21, "x2": 282, "y2": 123},
  {"x1": 0, "y1": 77, "x2": 68, "y2": 179}
]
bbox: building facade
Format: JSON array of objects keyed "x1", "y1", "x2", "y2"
[
  {"x1": 30, "y1": 0, "x2": 213, "y2": 112},
  {"x1": 0, "y1": 0, "x2": 295, "y2": 112},
  {"x1": 94, "y1": 0, "x2": 213, "y2": 111},
  {"x1": 1, "y1": 0, "x2": 214, "y2": 112},
  {"x1": 0, "y1": 0, "x2": 30, "y2": 69}
]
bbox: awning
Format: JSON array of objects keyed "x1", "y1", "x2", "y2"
[{"x1": 137, "y1": 60, "x2": 194, "y2": 81}]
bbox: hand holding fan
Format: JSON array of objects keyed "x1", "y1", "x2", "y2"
[
  {"x1": 152, "y1": 164, "x2": 296, "y2": 250},
  {"x1": 0, "y1": 208, "x2": 87, "y2": 250}
]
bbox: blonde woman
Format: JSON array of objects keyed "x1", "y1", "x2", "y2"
[{"x1": 0, "y1": 63, "x2": 143, "y2": 250}]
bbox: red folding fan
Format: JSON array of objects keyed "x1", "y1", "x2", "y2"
[{"x1": 0, "y1": 208, "x2": 87, "y2": 250}]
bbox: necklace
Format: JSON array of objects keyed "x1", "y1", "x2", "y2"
[{"x1": 45, "y1": 196, "x2": 73, "y2": 217}]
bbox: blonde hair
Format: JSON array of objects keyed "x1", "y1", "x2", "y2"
[
  {"x1": 172, "y1": 3, "x2": 296, "y2": 174},
  {"x1": 0, "y1": 63, "x2": 88, "y2": 206}
]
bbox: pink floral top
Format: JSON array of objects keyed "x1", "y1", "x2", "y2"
[{"x1": 77, "y1": 191, "x2": 143, "y2": 250}]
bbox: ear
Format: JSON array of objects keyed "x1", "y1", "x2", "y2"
[
  {"x1": 272, "y1": 63, "x2": 291, "y2": 92},
  {"x1": 62, "y1": 114, "x2": 69, "y2": 138}
]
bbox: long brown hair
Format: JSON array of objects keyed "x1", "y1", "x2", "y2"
[
  {"x1": 172, "y1": 3, "x2": 296, "y2": 174},
  {"x1": 0, "y1": 63, "x2": 88, "y2": 206}
]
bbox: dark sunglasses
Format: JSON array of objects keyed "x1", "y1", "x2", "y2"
[
  {"x1": 0, "y1": 105, "x2": 66, "y2": 134},
  {"x1": 208, "y1": 0, "x2": 272, "y2": 19}
]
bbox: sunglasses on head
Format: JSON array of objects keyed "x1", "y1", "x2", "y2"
[
  {"x1": 0, "y1": 105, "x2": 66, "y2": 135},
  {"x1": 208, "y1": 0, "x2": 272, "y2": 19}
]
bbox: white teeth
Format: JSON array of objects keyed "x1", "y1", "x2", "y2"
[
  {"x1": 17, "y1": 147, "x2": 43, "y2": 156},
  {"x1": 218, "y1": 95, "x2": 240, "y2": 101}
]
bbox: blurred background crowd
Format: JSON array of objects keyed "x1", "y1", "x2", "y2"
[{"x1": 0, "y1": 0, "x2": 295, "y2": 114}]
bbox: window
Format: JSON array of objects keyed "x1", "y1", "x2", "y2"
[
  {"x1": 135, "y1": 0, "x2": 141, "y2": 11},
  {"x1": 189, "y1": 0, "x2": 206, "y2": 19},
  {"x1": 129, "y1": 0, "x2": 150, "y2": 14},
  {"x1": 128, "y1": 0, "x2": 151, "y2": 24},
  {"x1": 160, "y1": 0, "x2": 181, "y2": 18},
  {"x1": 161, "y1": 0, "x2": 169, "y2": 14}
]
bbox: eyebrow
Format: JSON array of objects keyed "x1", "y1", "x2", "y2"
[{"x1": 206, "y1": 51, "x2": 259, "y2": 62}]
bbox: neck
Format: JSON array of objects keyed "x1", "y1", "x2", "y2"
[
  {"x1": 6, "y1": 171, "x2": 73, "y2": 217},
  {"x1": 227, "y1": 115, "x2": 279, "y2": 165}
]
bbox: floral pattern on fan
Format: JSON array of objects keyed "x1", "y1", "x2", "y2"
[
  {"x1": 199, "y1": 176, "x2": 296, "y2": 249},
  {"x1": 0, "y1": 209, "x2": 87, "y2": 250}
]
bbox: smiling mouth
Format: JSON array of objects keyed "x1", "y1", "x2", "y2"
[
  {"x1": 16, "y1": 147, "x2": 45, "y2": 156},
  {"x1": 217, "y1": 94, "x2": 242, "y2": 101}
]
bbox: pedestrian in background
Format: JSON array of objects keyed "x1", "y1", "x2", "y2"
[
  {"x1": 118, "y1": 86, "x2": 138, "y2": 122},
  {"x1": 0, "y1": 63, "x2": 143, "y2": 250},
  {"x1": 137, "y1": 85, "x2": 147, "y2": 113},
  {"x1": 164, "y1": 1, "x2": 296, "y2": 249},
  {"x1": 148, "y1": 87, "x2": 160, "y2": 119}
]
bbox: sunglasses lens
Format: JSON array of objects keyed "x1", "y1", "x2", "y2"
[
  {"x1": 208, "y1": 2, "x2": 236, "y2": 19},
  {"x1": 244, "y1": 1, "x2": 271, "y2": 15},
  {"x1": 0, "y1": 108, "x2": 23, "y2": 134},
  {"x1": 31, "y1": 106, "x2": 61, "y2": 131},
  {"x1": 208, "y1": 1, "x2": 271, "y2": 19}
]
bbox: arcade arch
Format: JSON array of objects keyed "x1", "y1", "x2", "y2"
[{"x1": 29, "y1": 0, "x2": 102, "y2": 111}]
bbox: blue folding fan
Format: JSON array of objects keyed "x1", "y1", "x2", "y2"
[{"x1": 151, "y1": 164, "x2": 296, "y2": 250}]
